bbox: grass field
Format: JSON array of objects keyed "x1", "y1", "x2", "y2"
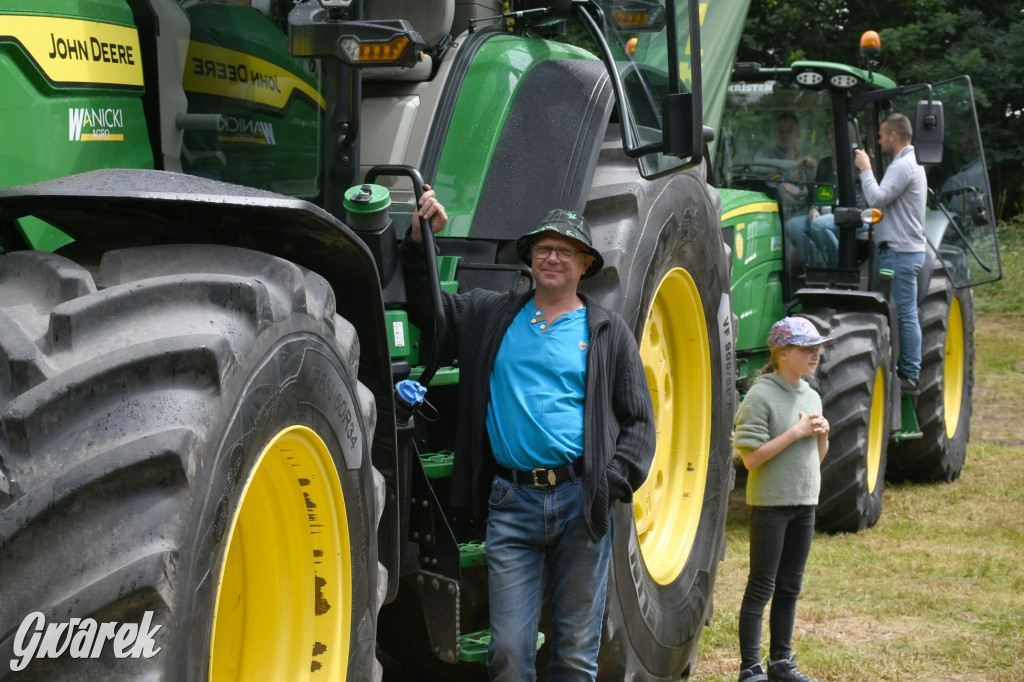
[{"x1": 689, "y1": 220, "x2": 1024, "y2": 681}]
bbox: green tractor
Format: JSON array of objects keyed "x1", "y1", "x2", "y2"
[
  {"x1": 715, "y1": 36, "x2": 1001, "y2": 533},
  {"x1": 0, "y1": 0, "x2": 748, "y2": 678}
]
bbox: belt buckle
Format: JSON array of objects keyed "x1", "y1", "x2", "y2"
[{"x1": 531, "y1": 467, "x2": 557, "y2": 487}]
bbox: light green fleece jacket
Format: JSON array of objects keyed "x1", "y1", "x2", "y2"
[{"x1": 733, "y1": 372, "x2": 823, "y2": 507}]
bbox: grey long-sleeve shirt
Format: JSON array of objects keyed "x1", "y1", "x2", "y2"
[{"x1": 859, "y1": 145, "x2": 928, "y2": 253}]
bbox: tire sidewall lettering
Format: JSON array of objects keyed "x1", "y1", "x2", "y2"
[{"x1": 186, "y1": 332, "x2": 374, "y2": 676}]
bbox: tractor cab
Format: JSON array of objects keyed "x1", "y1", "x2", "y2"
[{"x1": 715, "y1": 58, "x2": 1001, "y2": 306}]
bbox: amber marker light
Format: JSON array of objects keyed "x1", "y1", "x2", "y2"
[
  {"x1": 612, "y1": 8, "x2": 650, "y2": 28},
  {"x1": 357, "y1": 35, "x2": 410, "y2": 63},
  {"x1": 860, "y1": 30, "x2": 881, "y2": 59},
  {"x1": 862, "y1": 208, "x2": 883, "y2": 224}
]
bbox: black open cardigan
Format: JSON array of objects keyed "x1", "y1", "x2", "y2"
[{"x1": 400, "y1": 236, "x2": 655, "y2": 541}]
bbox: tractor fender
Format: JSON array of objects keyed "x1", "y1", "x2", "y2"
[
  {"x1": 0, "y1": 168, "x2": 401, "y2": 587},
  {"x1": 917, "y1": 240, "x2": 941, "y2": 303},
  {"x1": 924, "y1": 208, "x2": 951, "y2": 253},
  {"x1": 791, "y1": 287, "x2": 902, "y2": 424},
  {"x1": 422, "y1": 32, "x2": 615, "y2": 241},
  {"x1": 791, "y1": 287, "x2": 896, "y2": 336}
]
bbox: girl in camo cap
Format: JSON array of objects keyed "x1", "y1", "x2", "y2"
[{"x1": 733, "y1": 317, "x2": 831, "y2": 682}]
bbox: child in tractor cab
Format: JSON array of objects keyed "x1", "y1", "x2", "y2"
[{"x1": 733, "y1": 317, "x2": 831, "y2": 682}]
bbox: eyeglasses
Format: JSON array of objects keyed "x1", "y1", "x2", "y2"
[{"x1": 532, "y1": 244, "x2": 583, "y2": 262}]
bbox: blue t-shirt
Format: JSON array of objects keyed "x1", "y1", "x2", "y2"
[{"x1": 486, "y1": 301, "x2": 589, "y2": 470}]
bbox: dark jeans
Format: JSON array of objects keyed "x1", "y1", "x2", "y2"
[
  {"x1": 739, "y1": 505, "x2": 816, "y2": 668},
  {"x1": 485, "y1": 474, "x2": 612, "y2": 681}
]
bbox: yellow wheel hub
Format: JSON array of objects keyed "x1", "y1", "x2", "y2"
[
  {"x1": 210, "y1": 425, "x2": 351, "y2": 680},
  {"x1": 635, "y1": 267, "x2": 711, "y2": 585},
  {"x1": 944, "y1": 297, "x2": 965, "y2": 438},
  {"x1": 866, "y1": 366, "x2": 885, "y2": 494}
]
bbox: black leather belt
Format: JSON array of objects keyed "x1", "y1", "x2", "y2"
[{"x1": 495, "y1": 458, "x2": 583, "y2": 488}]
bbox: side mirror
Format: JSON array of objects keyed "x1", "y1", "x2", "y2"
[
  {"x1": 662, "y1": 93, "x2": 714, "y2": 158},
  {"x1": 914, "y1": 99, "x2": 944, "y2": 165}
]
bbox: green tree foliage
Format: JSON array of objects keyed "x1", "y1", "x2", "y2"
[{"x1": 736, "y1": 0, "x2": 1024, "y2": 219}]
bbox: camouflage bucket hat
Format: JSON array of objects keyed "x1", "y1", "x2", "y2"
[
  {"x1": 767, "y1": 317, "x2": 834, "y2": 349},
  {"x1": 515, "y1": 209, "x2": 605, "y2": 279}
]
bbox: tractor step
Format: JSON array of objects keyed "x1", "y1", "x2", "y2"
[
  {"x1": 459, "y1": 629, "x2": 545, "y2": 664},
  {"x1": 458, "y1": 541, "x2": 486, "y2": 568},
  {"x1": 892, "y1": 394, "x2": 924, "y2": 442},
  {"x1": 420, "y1": 450, "x2": 454, "y2": 478}
]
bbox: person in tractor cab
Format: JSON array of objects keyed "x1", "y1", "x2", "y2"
[
  {"x1": 733, "y1": 317, "x2": 831, "y2": 682},
  {"x1": 402, "y1": 194, "x2": 656, "y2": 680},
  {"x1": 755, "y1": 113, "x2": 820, "y2": 268},
  {"x1": 754, "y1": 112, "x2": 819, "y2": 176},
  {"x1": 854, "y1": 112, "x2": 928, "y2": 393},
  {"x1": 805, "y1": 122, "x2": 870, "y2": 267}
]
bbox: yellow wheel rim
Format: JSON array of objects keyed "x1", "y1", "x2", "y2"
[
  {"x1": 866, "y1": 367, "x2": 885, "y2": 494},
  {"x1": 944, "y1": 297, "x2": 965, "y2": 439},
  {"x1": 635, "y1": 267, "x2": 711, "y2": 585},
  {"x1": 210, "y1": 425, "x2": 351, "y2": 680}
]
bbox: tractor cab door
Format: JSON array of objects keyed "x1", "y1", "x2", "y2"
[{"x1": 892, "y1": 77, "x2": 1002, "y2": 287}]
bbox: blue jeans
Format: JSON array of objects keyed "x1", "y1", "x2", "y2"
[
  {"x1": 739, "y1": 505, "x2": 816, "y2": 669},
  {"x1": 878, "y1": 247, "x2": 925, "y2": 380},
  {"x1": 486, "y1": 473, "x2": 612, "y2": 681},
  {"x1": 785, "y1": 214, "x2": 814, "y2": 265},
  {"x1": 806, "y1": 213, "x2": 871, "y2": 267},
  {"x1": 787, "y1": 213, "x2": 848, "y2": 267}
]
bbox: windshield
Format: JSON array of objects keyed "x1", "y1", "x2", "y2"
[{"x1": 716, "y1": 81, "x2": 836, "y2": 218}]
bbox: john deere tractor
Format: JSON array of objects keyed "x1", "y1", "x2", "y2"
[
  {"x1": 714, "y1": 34, "x2": 1001, "y2": 533},
  {"x1": 0, "y1": 0, "x2": 748, "y2": 678}
]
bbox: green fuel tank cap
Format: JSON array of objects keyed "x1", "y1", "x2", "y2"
[{"x1": 343, "y1": 183, "x2": 391, "y2": 231}]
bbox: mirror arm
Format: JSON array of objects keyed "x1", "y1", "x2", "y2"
[
  {"x1": 574, "y1": 2, "x2": 641, "y2": 152},
  {"x1": 927, "y1": 187, "x2": 994, "y2": 274}
]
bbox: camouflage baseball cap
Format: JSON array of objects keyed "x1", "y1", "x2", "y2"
[
  {"x1": 766, "y1": 317, "x2": 833, "y2": 349},
  {"x1": 515, "y1": 209, "x2": 604, "y2": 279}
]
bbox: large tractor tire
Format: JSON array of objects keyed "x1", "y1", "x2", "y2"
[
  {"x1": 888, "y1": 261, "x2": 975, "y2": 482},
  {"x1": 800, "y1": 309, "x2": 891, "y2": 533},
  {"x1": 0, "y1": 246, "x2": 386, "y2": 679},
  {"x1": 585, "y1": 129, "x2": 736, "y2": 680}
]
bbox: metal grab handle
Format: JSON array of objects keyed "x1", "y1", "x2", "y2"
[{"x1": 364, "y1": 164, "x2": 446, "y2": 388}]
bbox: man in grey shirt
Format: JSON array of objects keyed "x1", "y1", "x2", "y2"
[{"x1": 854, "y1": 113, "x2": 928, "y2": 391}]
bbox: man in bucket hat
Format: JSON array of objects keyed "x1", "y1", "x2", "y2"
[
  {"x1": 514, "y1": 208, "x2": 605, "y2": 280},
  {"x1": 402, "y1": 195, "x2": 654, "y2": 680}
]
